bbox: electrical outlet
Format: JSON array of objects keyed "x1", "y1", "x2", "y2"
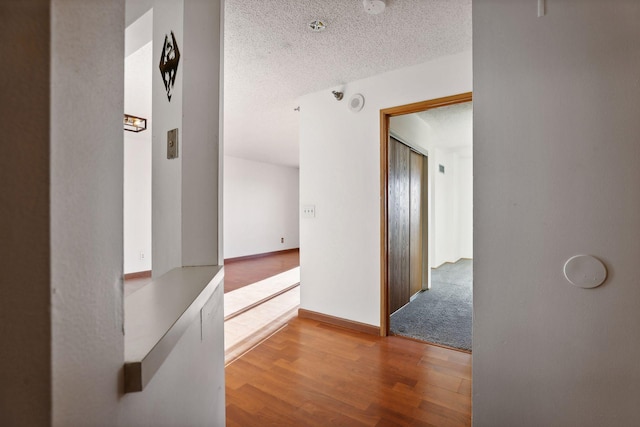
[
  {"x1": 139, "y1": 251, "x2": 145, "y2": 260},
  {"x1": 281, "y1": 237, "x2": 284, "y2": 243},
  {"x1": 302, "y1": 204, "x2": 316, "y2": 218}
]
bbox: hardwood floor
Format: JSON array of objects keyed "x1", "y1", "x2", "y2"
[
  {"x1": 224, "y1": 249, "x2": 300, "y2": 293},
  {"x1": 224, "y1": 268, "x2": 300, "y2": 364},
  {"x1": 226, "y1": 317, "x2": 472, "y2": 426}
]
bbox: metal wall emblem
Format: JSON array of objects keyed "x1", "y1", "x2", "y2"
[{"x1": 159, "y1": 31, "x2": 181, "y2": 102}]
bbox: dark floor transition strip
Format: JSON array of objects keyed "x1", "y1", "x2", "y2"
[{"x1": 390, "y1": 259, "x2": 472, "y2": 351}]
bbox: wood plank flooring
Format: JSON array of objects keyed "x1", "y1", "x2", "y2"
[
  {"x1": 226, "y1": 317, "x2": 471, "y2": 426},
  {"x1": 224, "y1": 249, "x2": 300, "y2": 293}
]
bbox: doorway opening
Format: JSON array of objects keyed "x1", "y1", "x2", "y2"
[
  {"x1": 380, "y1": 93, "x2": 472, "y2": 352},
  {"x1": 123, "y1": 9, "x2": 153, "y2": 295}
]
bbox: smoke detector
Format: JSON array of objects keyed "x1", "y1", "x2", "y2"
[
  {"x1": 363, "y1": 0, "x2": 386, "y2": 15},
  {"x1": 308, "y1": 19, "x2": 327, "y2": 32}
]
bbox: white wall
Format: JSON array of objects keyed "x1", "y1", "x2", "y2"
[
  {"x1": 433, "y1": 147, "x2": 473, "y2": 266},
  {"x1": 150, "y1": 0, "x2": 221, "y2": 276},
  {"x1": 299, "y1": 52, "x2": 472, "y2": 327},
  {"x1": 474, "y1": 1, "x2": 640, "y2": 425},
  {"x1": 224, "y1": 155, "x2": 299, "y2": 259},
  {"x1": 152, "y1": 0, "x2": 184, "y2": 277},
  {"x1": 50, "y1": 1, "x2": 225, "y2": 426},
  {"x1": 456, "y1": 154, "x2": 472, "y2": 259},
  {"x1": 124, "y1": 39, "x2": 152, "y2": 274},
  {"x1": 434, "y1": 147, "x2": 456, "y2": 265},
  {"x1": 125, "y1": 6, "x2": 152, "y2": 56}
]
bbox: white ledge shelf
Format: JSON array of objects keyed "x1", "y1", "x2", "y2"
[{"x1": 124, "y1": 265, "x2": 224, "y2": 393}]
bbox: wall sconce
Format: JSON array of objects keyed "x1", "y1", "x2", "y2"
[{"x1": 124, "y1": 114, "x2": 147, "y2": 133}]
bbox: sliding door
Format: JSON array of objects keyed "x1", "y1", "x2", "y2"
[
  {"x1": 409, "y1": 150, "x2": 424, "y2": 296},
  {"x1": 388, "y1": 137, "x2": 427, "y2": 314},
  {"x1": 388, "y1": 137, "x2": 410, "y2": 314}
]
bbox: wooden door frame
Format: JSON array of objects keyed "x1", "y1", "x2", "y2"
[{"x1": 379, "y1": 92, "x2": 473, "y2": 336}]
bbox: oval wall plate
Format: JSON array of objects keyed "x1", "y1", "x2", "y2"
[
  {"x1": 349, "y1": 93, "x2": 364, "y2": 112},
  {"x1": 563, "y1": 255, "x2": 607, "y2": 289}
]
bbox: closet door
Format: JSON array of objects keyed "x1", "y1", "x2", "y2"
[
  {"x1": 409, "y1": 150, "x2": 423, "y2": 297},
  {"x1": 388, "y1": 137, "x2": 410, "y2": 314}
]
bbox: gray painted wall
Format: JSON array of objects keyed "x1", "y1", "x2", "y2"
[
  {"x1": 474, "y1": 1, "x2": 640, "y2": 425},
  {"x1": 182, "y1": 0, "x2": 221, "y2": 267}
]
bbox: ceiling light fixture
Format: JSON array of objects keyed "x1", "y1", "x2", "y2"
[
  {"x1": 308, "y1": 19, "x2": 327, "y2": 32},
  {"x1": 363, "y1": 0, "x2": 386, "y2": 15}
]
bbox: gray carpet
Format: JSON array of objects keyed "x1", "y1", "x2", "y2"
[{"x1": 390, "y1": 259, "x2": 472, "y2": 351}]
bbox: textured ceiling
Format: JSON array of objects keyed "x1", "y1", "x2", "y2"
[
  {"x1": 224, "y1": 0, "x2": 472, "y2": 167},
  {"x1": 417, "y1": 101, "x2": 473, "y2": 151}
]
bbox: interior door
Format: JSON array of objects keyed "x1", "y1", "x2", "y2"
[{"x1": 388, "y1": 137, "x2": 410, "y2": 313}]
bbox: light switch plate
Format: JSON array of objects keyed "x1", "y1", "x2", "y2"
[
  {"x1": 302, "y1": 204, "x2": 316, "y2": 218},
  {"x1": 167, "y1": 128, "x2": 179, "y2": 159}
]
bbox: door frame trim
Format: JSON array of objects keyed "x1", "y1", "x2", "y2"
[{"x1": 379, "y1": 92, "x2": 473, "y2": 336}]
